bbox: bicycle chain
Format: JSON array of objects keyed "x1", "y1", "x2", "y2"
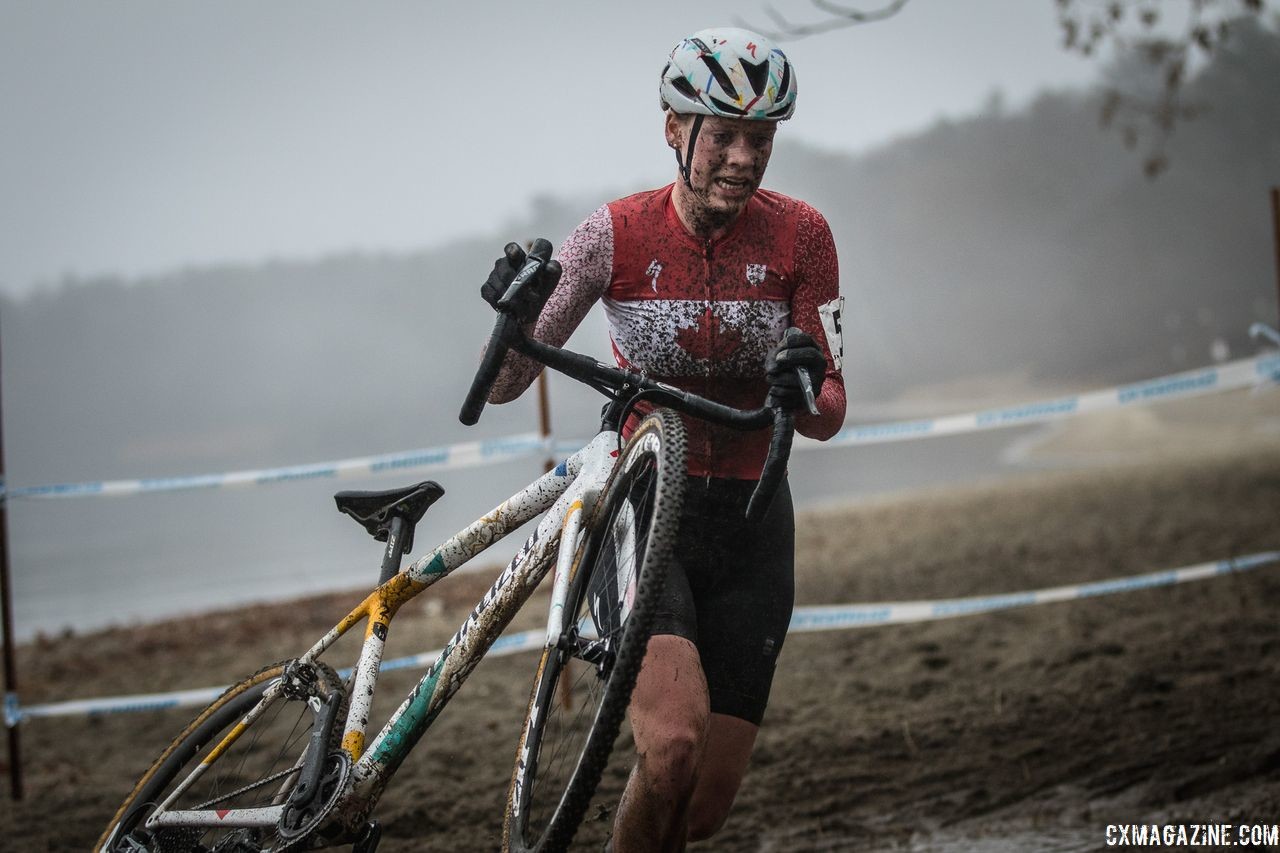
[
  {"x1": 148, "y1": 755, "x2": 348, "y2": 853},
  {"x1": 191, "y1": 765, "x2": 301, "y2": 811}
]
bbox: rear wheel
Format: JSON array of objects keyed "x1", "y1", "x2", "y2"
[
  {"x1": 96, "y1": 660, "x2": 348, "y2": 853},
  {"x1": 504, "y1": 409, "x2": 687, "y2": 853}
]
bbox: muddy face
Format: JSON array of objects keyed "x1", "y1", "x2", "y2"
[{"x1": 666, "y1": 112, "x2": 777, "y2": 238}]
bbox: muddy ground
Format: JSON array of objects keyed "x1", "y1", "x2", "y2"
[{"x1": 4, "y1": 395, "x2": 1280, "y2": 851}]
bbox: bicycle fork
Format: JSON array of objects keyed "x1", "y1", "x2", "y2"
[
  {"x1": 544, "y1": 435, "x2": 615, "y2": 650},
  {"x1": 545, "y1": 498, "x2": 586, "y2": 646}
]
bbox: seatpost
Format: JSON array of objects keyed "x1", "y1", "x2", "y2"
[{"x1": 378, "y1": 516, "x2": 408, "y2": 585}]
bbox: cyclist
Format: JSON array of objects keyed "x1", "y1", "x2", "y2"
[{"x1": 483, "y1": 26, "x2": 845, "y2": 851}]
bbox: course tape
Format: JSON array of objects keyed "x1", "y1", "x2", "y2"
[
  {"x1": 801, "y1": 352, "x2": 1280, "y2": 450},
  {"x1": 5, "y1": 353, "x2": 1277, "y2": 502},
  {"x1": 789, "y1": 550, "x2": 1280, "y2": 631},
  {"x1": 1, "y1": 433, "x2": 550, "y2": 501},
  {"x1": 9, "y1": 550, "x2": 1277, "y2": 726}
]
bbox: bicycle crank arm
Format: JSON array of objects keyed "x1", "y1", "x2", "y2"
[{"x1": 287, "y1": 691, "x2": 344, "y2": 810}]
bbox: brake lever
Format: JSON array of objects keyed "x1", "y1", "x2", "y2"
[
  {"x1": 495, "y1": 255, "x2": 545, "y2": 314},
  {"x1": 796, "y1": 366, "x2": 819, "y2": 416}
]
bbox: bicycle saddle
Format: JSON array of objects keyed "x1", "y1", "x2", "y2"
[{"x1": 333, "y1": 480, "x2": 444, "y2": 553}]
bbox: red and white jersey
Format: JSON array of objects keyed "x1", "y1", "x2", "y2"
[{"x1": 491, "y1": 183, "x2": 846, "y2": 480}]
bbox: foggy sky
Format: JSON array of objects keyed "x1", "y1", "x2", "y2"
[{"x1": 0, "y1": 0, "x2": 1099, "y2": 296}]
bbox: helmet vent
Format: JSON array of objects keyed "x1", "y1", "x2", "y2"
[
  {"x1": 708, "y1": 95, "x2": 747, "y2": 117},
  {"x1": 742, "y1": 57, "x2": 770, "y2": 97},
  {"x1": 776, "y1": 59, "x2": 791, "y2": 100},
  {"x1": 670, "y1": 75, "x2": 700, "y2": 102},
  {"x1": 698, "y1": 53, "x2": 740, "y2": 102}
]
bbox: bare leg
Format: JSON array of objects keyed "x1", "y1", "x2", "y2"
[
  {"x1": 611, "y1": 635, "x2": 709, "y2": 853},
  {"x1": 685, "y1": 713, "x2": 758, "y2": 841}
]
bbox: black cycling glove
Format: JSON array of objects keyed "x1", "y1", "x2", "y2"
[
  {"x1": 765, "y1": 327, "x2": 827, "y2": 411},
  {"x1": 481, "y1": 238, "x2": 562, "y2": 324}
]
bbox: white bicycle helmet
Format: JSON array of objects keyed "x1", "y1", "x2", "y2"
[
  {"x1": 659, "y1": 27, "x2": 796, "y2": 187},
  {"x1": 660, "y1": 27, "x2": 797, "y2": 121}
]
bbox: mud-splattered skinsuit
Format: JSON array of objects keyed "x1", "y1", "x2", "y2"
[{"x1": 490, "y1": 183, "x2": 846, "y2": 478}]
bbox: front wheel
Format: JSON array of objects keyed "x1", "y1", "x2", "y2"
[
  {"x1": 504, "y1": 408, "x2": 687, "y2": 853},
  {"x1": 96, "y1": 660, "x2": 348, "y2": 853}
]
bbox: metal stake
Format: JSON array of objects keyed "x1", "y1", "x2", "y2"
[
  {"x1": 0, "y1": 323, "x2": 23, "y2": 800},
  {"x1": 1271, "y1": 187, "x2": 1279, "y2": 328}
]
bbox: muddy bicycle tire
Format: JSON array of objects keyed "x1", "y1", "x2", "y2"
[{"x1": 503, "y1": 408, "x2": 686, "y2": 853}]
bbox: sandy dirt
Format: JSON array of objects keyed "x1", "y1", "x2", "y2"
[{"x1": 3, "y1": 393, "x2": 1280, "y2": 852}]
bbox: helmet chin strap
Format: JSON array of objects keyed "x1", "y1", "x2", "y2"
[{"x1": 674, "y1": 113, "x2": 705, "y2": 190}]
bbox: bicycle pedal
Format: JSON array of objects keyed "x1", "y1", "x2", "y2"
[{"x1": 352, "y1": 820, "x2": 382, "y2": 853}]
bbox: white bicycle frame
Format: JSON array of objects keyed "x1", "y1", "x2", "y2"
[{"x1": 141, "y1": 428, "x2": 625, "y2": 837}]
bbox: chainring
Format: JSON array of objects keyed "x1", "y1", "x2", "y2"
[{"x1": 273, "y1": 751, "x2": 353, "y2": 851}]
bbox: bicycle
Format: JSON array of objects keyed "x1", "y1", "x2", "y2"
[{"x1": 95, "y1": 256, "x2": 802, "y2": 853}]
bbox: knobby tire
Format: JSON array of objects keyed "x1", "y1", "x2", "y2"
[{"x1": 503, "y1": 408, "x2": 687, "y2": 853}]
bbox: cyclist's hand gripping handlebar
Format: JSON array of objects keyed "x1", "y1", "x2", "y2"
[
  {"x1": 459, "y1": 239, "x2": 559, "y2": 426},
  {"x1": 765, "y1": 328, "x2": 825, "y2": 416}
]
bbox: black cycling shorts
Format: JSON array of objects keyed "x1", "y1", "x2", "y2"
[{"x1": 649, "y1": 475, "x2": 795, "y2": 726}]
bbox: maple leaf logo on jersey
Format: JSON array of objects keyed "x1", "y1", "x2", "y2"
[
  {"x1": 675, "y1": 309, "x2": 743, "y2": 362},
  {"x1": 746, "y1": 263, "x2": 767, "y2": 287}
]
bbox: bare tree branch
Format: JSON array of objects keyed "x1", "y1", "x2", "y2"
[
  {"x1": 1055, "y1": 0, "x2": 1265, "y2": 176},
  {"x1": 811, "y1": 0, "x2": 909, "y2": 23},
  {"x1": 735, "y1": 0, "x2": 909, "y2": 40}
]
